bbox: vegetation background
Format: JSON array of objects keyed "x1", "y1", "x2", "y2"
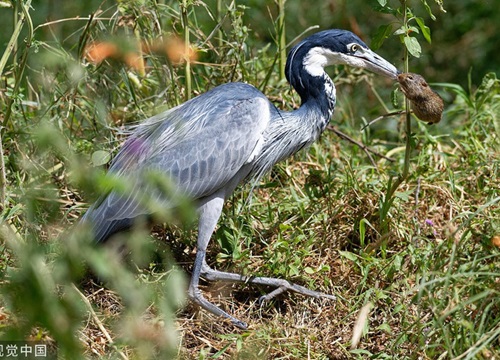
[{"x1": 0, "y1": 0, "x2": 498, "y2": 359}]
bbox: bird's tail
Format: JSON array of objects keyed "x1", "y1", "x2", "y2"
[{"x1": 79, "y1": 203, "x2": 136, "y2": 243}]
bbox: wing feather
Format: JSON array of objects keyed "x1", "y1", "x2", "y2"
[{"x1": 83, "y1": 83, "x2": 271, "y2": 242}]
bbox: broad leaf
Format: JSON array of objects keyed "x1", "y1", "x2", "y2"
[
  {"x1": 404, "y1": 36, "x2": 421, "y2": 58},
  {"x1": 393, "y1": 26, "x2": 406, "y2": 36},
  {"x1": 91, "y1": 150, "x2": 111, "y2": 166},
  {"x1": 371, "y1": 24, "x2": 393, "y2": 50},
  {"x1": 339, "y1": 250, "x2": 358, "y2": 262},
  {"x1": 415, "y1": 17, "x2": 432, "y2": 43}
]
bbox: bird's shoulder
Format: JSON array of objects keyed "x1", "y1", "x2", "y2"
[
  {"x1": 139, "y1": 82, "x2": 269, "y2": 135},
  {"x1": 110, "y1": 82, "x2": 272, "y2": 173}
]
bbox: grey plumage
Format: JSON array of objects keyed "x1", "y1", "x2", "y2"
[
  {"x1": 81, "y1": 29, "x2": 398, "y2": 328},
  {"x1": 82, "y1": 82, "x2": 329, "y2": 242},
  {"x1": 83, "y1": 83, "x2": 271, "y2": 240}
]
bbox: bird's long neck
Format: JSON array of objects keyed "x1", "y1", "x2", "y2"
[
  {"x1": 248, "y1": 65, "x2": 336, "y2": 183},
  {"x1": 294, "y1": 71, "x2": 336, "y2": 133},
  {"x1": 287, "y1": 53, "x2": 336, "y2": 133},
  {"x1": 285, "y1": 41, "x2": 344, "y2": 132}
]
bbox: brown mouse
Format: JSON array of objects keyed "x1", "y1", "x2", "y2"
[{"x1": 398, "y1": 72, "x2": 444, "y2": 124}]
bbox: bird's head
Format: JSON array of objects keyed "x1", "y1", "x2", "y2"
[{"x1": 286, "y1": 29, "x2": 399, "y2": 87}]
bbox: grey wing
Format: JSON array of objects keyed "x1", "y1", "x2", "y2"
[{"x1": 82, "y1": 85, "x2": 271, "y2": 242}]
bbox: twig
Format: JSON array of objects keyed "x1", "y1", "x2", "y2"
[
  {"x1": 72, "y1": 284, "x2": 129, "y2": 360},
  {"x1": 360, "y1": 110, "x2": 405, "y2": 131},
  {"x1": 33, "y1": 16, "x2": 112, "y2": 32},
  {"x1": 327, "y1": 125, "x2": 395, "y2": 163}
]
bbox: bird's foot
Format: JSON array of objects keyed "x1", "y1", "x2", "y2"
[
  {"x1": 191, "y1": 264, "x2": 335, "y2": 329},
  {"x1": 201, "y1": 264, "x2": 336, "y2": 306},
  {"x1": 188, "y1": 287, "x2": 248, "y2": 329},
  {"x1": 258, "y1": 280, "x2": 336, "y2": 305}
]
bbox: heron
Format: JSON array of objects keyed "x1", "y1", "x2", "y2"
[{"x1": 81, "y1": 29, "x2": 398, "y2": 329}]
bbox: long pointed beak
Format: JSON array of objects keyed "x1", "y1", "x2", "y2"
[{"x1": 357, "y1": 48, "x2": 399, "y2": 80}]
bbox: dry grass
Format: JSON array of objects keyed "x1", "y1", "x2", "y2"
[{"x1": 63, "y1": 128, "x2": 498, "y2": 359}]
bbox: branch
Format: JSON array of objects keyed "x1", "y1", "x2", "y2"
[
  {"x1": 327, "y1": 125, "x2": 395, "y2": 164},
  {"x1": 360, "y1": 110, "x2": 405, "y2": 131}
]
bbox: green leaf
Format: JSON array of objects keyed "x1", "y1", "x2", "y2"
[
  {"x1": 236, "y1": 338, "x2": 243, "y2": 352},
  {"x1": 359, "y1": 219, "x2": 366, "y2": 245},
  {"x1": 375, "y1": 289, "x2": 389, "y2": 300},
  {"x1": 372, "y1": 4, "x2": 397, "y2": 15},
  {"x1": 395, "y1": 190, "x2": 412, "y2": 202},
  {"x1": 476, "y1": 72, "x2": 499, "y2": 99},
  {"x1": 415, "y1": 17, "x2": 432, "y2": 43},
  {"x1": 371, "y1": 24, "x2": 393, "y2": 50},
  {"x1": 393, "y1": 304, "x2": 405, "y2": 314},
  {"x1": 408, "y1": 26, "x2": 420, "y2": 34},
  {"x1": 404, "y1": 36, "x2": 421, "y2": 58},
  {"x1": 420, "y1": 0, "x2": 437, "y2": 20},
  {"x1": 289, "y1": 264, "x2": 299, "y2": 276},
  {"x1": 91, "y1": 150, "x2": 111, "y2": 166},
  {"x1": 432, "y1": 82, "x2": 472, "y2": 107},
  {"x1": 376, "y1": 0, "x2": 387, "y2": 6},
  {"x1": 211, "y1": 342, "x2": 232, "y2": 357},
  {"x1": 304, "y1": 266, "x2": 315, "y2": 274},
  {"x1": 377, "y1": 323, "x2": 392, "y2": 334},
  {"x1": 351, "y1": 349, "x2": 373, "y2": 356},
  {"x1": 339, "y1": 250, "x2": 358, "y2": 262},
  {"x1": 393, "y1": 26, "x2": 406, "y2": 36}
]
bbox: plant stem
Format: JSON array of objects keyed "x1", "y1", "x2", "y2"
[
  {"x1": 0, "y1": 0, "x2": 32, "y2": 78},
  {"x1": 0, "y1": 0, "x2": 33, "y2": 208},
  {"x1": 181, "y1": 0, "x2": 191, "y2": 101},
  {"x1": 277, "y1": 0, "x2": 286, "y2": 80},
  {"x1": 381, "y1": 0, "x2": 412, "y2": 232},
  {"x1": 0, "y1": 122, "x2": 5, "y2": 208},
  {"x1": 401, "y1": 0, "x2": 412, "y2": 180},
  {"x1": 216, "y1": 0, "x2": 223, "y2": 49}
]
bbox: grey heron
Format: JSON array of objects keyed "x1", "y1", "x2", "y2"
[{"x1": 81, "y1": 29, "x2": 398, "y2": 329}]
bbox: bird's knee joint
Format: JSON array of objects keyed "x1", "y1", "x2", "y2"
[
  {"x1": 188, "y1": 285, "x2": 203, "y2": 301},
  {"x1": 200, "y1": 262, "x2": 215, "y2": 280}
]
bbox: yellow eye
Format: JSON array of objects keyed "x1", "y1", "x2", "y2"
[{"x1": 350, "y1": 44, "x2": 359, "y2": 53}]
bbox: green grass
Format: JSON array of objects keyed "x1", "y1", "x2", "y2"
[{"x1": 0, "y1": 0, "x2": 499, "y2": 359}]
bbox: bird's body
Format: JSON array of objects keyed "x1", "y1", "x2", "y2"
[
  {"x1": 81, "y1": 29, "x2": 398, "y2": 328},
  {"x1": 82, "y1": 82, "x2": 330, "y2": 242}
]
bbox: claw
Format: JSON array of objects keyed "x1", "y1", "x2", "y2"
[
  {"x1": 258, "y1": 284, "x2": 336, "y2": 306},
  {"x1": 258, "y1": 286, "x2": 288, "y2": 305},
  {"x1": 321, "y1": 294, "x2": 337, "y2": 301},
  {"x1": 232, "y1": 319, "x2": 248, "y2": 330}
]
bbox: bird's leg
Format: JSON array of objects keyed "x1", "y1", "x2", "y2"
[
  {"x1": 200, "y1": 264, "x2": 336, "y2": 305},
  {"x1": 189, "y1": 193, "x2": 335, "y2": 330},
  {"x1": 188, "y1": 194, "x2": 248, "y2": 329}
]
